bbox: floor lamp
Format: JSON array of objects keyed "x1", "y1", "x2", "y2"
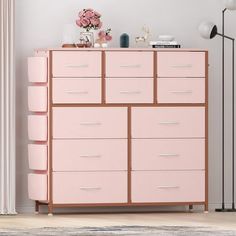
[{"x1": 198, "y1": 0, "x2": 236, "y2": 212}]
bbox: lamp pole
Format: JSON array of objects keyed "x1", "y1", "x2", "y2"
[
  {"x1": 222, "y1": 8, "x2": 226, "y2": 211},
  {"x1": 232, "y1": 37, "x2": 235, "y2": 211},
  {"x1": 215, "y1": 15, "x2": 235, "y2": 212}
]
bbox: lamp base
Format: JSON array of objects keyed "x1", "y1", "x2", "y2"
[
  {"x1": 225, "y1": 204, "x2": 236, "y2": 212},
  {"x1": 216, "y1": 205, "x2": 236, "y2": 212},
  {"x1": 226, "y1": 208, "x2": 236, "y2": 212},
  {"x1": 215, "y1": 208, "x2": 234, "y2": 212}
]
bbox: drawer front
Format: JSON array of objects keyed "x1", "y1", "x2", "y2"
[
  {"x1": 106, "y1": 52, "x2": 153, "y2": 77},
  {"x1": 28, "y1": 174, "x2": 47, "y2": 201},
  {"x1": 53, "y1": 139, "x2": 127, "y2": 171},
  {"x1": 157, "y1": 52, "x2": 205, "y2": 77},
  {"x1": 158, "y1": 78, "x2": 205, "y2": 103},
  {"x1": 28, "y1": 144, "x2": 47, "y2": 170},
  {"x1": 53, "y1": 78, "x2": 101, "y2": 103},
  {"x1": 132, "y1": 171, "x2": 205, "y2": 203},
  {"x1": 106, "y1": 78, "x2": 153, "y2": 103},
  {"x1": 28, "y1": 57, "x2": 47, "y2": 82},
  {"x1": 53, "y1": 107, "x2": 127, "y2": 138},
  {"x1": 52, "y1": 51, "x2": 101, "y2": 77},
  {"x1": 28, "y1": 86, "x2": 47, "y2": 111},
  {"x1": 53, "y1": 172, "x2": 127, "y2": 204},
  {"x1": 28, "y1": 115, "x2": 47, "y2": 141},
  {"x1": 132, "y1": 107, "x2": 205, "y2": 138},
  {"x1": 132, "y1": 139, "x2": 205, "y2": 170}
]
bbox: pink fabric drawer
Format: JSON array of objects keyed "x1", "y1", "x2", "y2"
[
  {"x1": 132, "y1": 171, "x2": 205, "y2": 203},
  {"x1": 28, "y1": 144, "x2": 47, "y2": 170},
  {"x1": 28, "y1": 173, "x2": 47, "y2": 201},
  {"x1": 28, "y1": 57, "x2": 47, "y2": 82},
  {"x1": 52, "y1": 78, "x2": 101, "y2": 103},
  {"x1": 132, "y1": 139, "x2": 205, "y2": 170},
  {"x1": 52, "y1": 51, "x2": 101, "y2": 77},
  {"x1": 28, "y1": 115, "x2": 47, "y2": 141},
  {"x1": 28, "y1": 86, "x2": 47, "y2": 111},
  {"x1": 157, "y1": 78, "x2": 205, "y2": 103},
  {"x1": 53, "y1": 172, "x2": 127, "y2": 204},
  {"x1": 106, "y1": 78, "x2": 153, "y2": 103},
  {"x1": 157, "y1": 52, "x2": 205, "y2": 77},
  {"x1": 106, "y1": 52, "x2": 153, "y2": 77},
  {"x1": 53, "y1": 139, "x2": 127, "y2": 171},
  {"x1": 132, "y1": 107, "x2": 205, "y2": 138},
  {"x1": 53, "y1": 107, "x2": 127, "y2": 138}
]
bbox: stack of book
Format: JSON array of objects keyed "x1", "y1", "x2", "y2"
[{"x1": 149, "y1": 36, "x2": 181, "y2": 48}]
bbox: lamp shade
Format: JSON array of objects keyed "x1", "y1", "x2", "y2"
[
  {"x1": 198, "y1": 21, "x2": 218, "y2": 39},
  {"x1": 224, "y1": 0, "x2": 236, "y2": 10}
]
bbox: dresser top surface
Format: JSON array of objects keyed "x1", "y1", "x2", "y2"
[{"x1": 35, "y1": 48, "x2": 208, "y2": 53}]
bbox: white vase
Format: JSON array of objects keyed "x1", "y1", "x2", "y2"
[{"x1": 80, "y1": 30, "x2": 94, "y2": 47}]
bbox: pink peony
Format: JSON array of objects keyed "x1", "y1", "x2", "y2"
[
  {"x1": 76, "y1": 19, "x2": 82, "y2": 27},
  {"x1": 76, "y1": 8, "x2": 102, "y2": 30},
  {"x1": 98, "y1": 28, "x2": 112, "y2": 42},
  {"x1": 81, "y1": 17, "x2": 90, "y2": 27},
  {"x1": 94, "y1": 11, "x2": 101, "y2": 17},
  {"x1": 90, "y1": 17, "x2": 100, "y2": 26},
  {"x1": 105, "y1": 34, "x2": 112, "y2": 41},
  {"x1": 84, "y1": 10, "x2": 94, "y2": 18}
]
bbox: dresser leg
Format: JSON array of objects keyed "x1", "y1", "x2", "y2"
[
  {"x1": 48, "y1": 204, "x2": 53, "y2": 216},
  {"x1": 35, "y1": 201, "x2": 39, "y2": 214},
  {"x1": 204, "y1": 203, "x2": 208, "y2": 213}
]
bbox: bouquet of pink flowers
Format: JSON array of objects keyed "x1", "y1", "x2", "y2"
[
  {"x1": 76, "y1": 8, "x2": 102, "y2": 31},
  {"x1": 98, "y1": 28, "x2": 112, "y2": 42}
]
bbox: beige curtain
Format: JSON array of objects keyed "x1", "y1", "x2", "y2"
[{"x1": 0, "y1": 0, "x2": 16, "y2": 214}]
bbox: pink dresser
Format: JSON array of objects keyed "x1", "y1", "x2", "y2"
[{"x1": 27, "y1": 48, "x2": 208, "y2": 214}]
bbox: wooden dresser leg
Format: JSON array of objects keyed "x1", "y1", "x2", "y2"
[
  {"x1": 48, "y1": 204, "x2": 53, "y2": 216},
  {"x1": 204, "y1": 203, "x2": 209, "y2": 213},
  {"x1": 35, "y1": 201, "x2": 39, "y2": 214}
]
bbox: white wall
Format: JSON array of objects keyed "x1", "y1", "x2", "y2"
[{"x1": 15, "y1": 0, "x2": 236, "y2": 212}]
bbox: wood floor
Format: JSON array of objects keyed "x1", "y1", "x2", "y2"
[{"x1": 1, "y1": 212, "x2": 236, "y2": 230}]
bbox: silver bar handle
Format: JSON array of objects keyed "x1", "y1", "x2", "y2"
[
  {"x1": 120, "y1": 64, "x2": 141, "y2": 68},
  {"x1": 66, "y1": 90, "x2": 88, "y2": 94},
  {"x1": 80, "y1": 187, "x2": 101, "y2": 191},
  {"x1": 159, "y1": 121, "x2": 180, "y2": 125},
  {"x1": 65, "y1": 64, "x2": 89, "y2": 68},
  {"x1": 120, "y1": 90, "x2": 141, "y2": 94},
  {"x1": 159, "y1": 154, "x2": 179, "y2": 157},
  {"x1": 170, "y1": 90, "x2": 192, "y2": 94},
  {"x1": 80, "y1": 122, "x2": 102, "y2": 126},
  {"x1": 157, "y1": 186, "x2": 180, "y2": 189},
  {"x1": 80, "y1": 155, "x2": 101, "y2": 158}
]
